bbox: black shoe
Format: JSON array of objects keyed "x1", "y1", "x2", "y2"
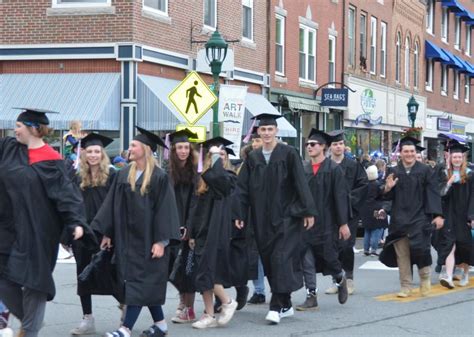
[
  {"x1": 140, "y1": 325, "x2": 166, "y2": 337},
  {"x1": 247, "y1": 293, "x2": 265, "y2": 304},
  {"x1": 235, "y1": 285, "x2": 250, "y2": 310},
  {"x1": 214, "y1": 296, "x2": 222, "y2": 314},
  {"x1": 364, "y1": 251, "x2": 370, "y2": 256},
  {"x1": 336, "y1": 276, "x2": 349, "y2": 304}
]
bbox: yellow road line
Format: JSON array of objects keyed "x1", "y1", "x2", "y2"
[{"x1": 375, "y1": 277, "x2": 474, "y2": 303}]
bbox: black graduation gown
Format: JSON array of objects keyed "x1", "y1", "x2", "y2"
[
  {"x1": 338, "y1": 157, "x2": 368, "y2": 220},
  {"x1": 437, "y1": 170, "x2": 474, "y2": 265},
  {"x1": 72, "y1": 169, "x2": 116, "y2": 296},
  {"x1": 91, "y1": 165, "x2": 180, "y2": 306},
  {"x1": 236, "y1": 143, "x2": 317, "y2": 293},
  {"x1": 303, "y1": 158, "x2": 350, "y2": 276},
  {"x1": 379, "y1": 161, "x2": 443, "y2": 268},
  {"x1": 0, "y1": 137, "x2": 88, "y2": 301},
  {"x1": 360, "y1": 180, "x2": 389, "y2": 230},
  {"x1": 190, "y1": 159, "x2": 236, "y2": 292}
]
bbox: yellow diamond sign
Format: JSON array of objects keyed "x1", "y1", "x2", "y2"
[{"x1": 168, "y1": 71, "x2": 217, "y2": 125}]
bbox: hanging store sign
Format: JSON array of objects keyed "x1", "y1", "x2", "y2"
[
  {"x1": 437, "y1": 118, "x2": 451, "y2": 131},
  {"x1": 451, "y1": 122, "x2": 466, "y2": 135},
  {"x1": 320, "y1": 88, "x2": 348, "y2": 107}
]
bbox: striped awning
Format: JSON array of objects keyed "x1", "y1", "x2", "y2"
[{"x1": 0, "y1": 73, "x2": 120, "y2": 130}]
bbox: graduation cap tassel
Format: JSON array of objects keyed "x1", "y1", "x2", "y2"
[
  {"x1": 163, "y1": 133, "x2": 171, "y2": 160},
  {"x1": 242, "y1": 119, "x2": 257, "y2": 144},
  {"x1": 197, "y1": 144, "x2": 203, "y2": 173},
  {"x1": 73, "y1": 139, "x2": 81, "y2": 171}
]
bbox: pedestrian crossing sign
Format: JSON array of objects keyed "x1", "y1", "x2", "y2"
[{"x1": 168, "y1": 71, "x2": 217, "y2": 125}]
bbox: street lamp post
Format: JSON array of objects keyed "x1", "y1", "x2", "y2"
[
  {"x1": 407, "y1": 95, "x2": 419, "y2": 128},
  {"x1": 205, "y1": 29, "x2": 228, "y2": 137}
]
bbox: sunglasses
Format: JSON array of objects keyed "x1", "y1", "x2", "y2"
[{"x1": 305, "y1": 142, "x2": 321, "y2": 147}]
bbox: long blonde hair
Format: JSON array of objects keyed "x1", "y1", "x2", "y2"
[
  {"x1": 79, "y1": 147, "x2": 111, "y2": 190},
  {"x1": 127, "y1": 143, "x2": 158, "y2": 196},
  {"x1": 196, "y1": 151, "x2": 232, "y2": 195},
  {"x1": 447, "y1": 156, "x2": 469, "y2": 184}
]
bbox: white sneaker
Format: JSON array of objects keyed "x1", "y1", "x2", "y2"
[
  {"x1": 279, "y1": 307, "x2": 294, "y2": 319},
  {"x1": 265, "y1": 310, "x2": 280, "y2": 324},
  {"x1": 459, "y1": 273, "x2": 469, "y2": 287},
  {"x1": 439, "y1": 276, "x2": 455, "y2": 289},
  {"x1": 325, "y1": 283, "x2": 338, "y2": 294},
  {"x1": 192, "y1": 314, "x2": 218, "y2": 329},
  {"x1": 217, "y1": 299, "x2": 237, "y2": 326},
  {"x1": 70, "y1": 315, "x2": 95, "y2": 335},
  {"x1": 1, "y1": 328, "x2": 14, "y2": 337}
]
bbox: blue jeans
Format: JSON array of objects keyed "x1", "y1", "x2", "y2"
[
  {"x1": 123, "y1": 305, "x2": 164, "y2": 330},
  {"x1": 364, "y1": 228, "x2": 383, "y2": 252},
  {"x1": 252, "y1": 258, "x2": 265, "y2": 295}
]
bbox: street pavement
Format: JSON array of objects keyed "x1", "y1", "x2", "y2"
[{"x1": 7, "y1": 240, "x2": 474, "y2": 337}]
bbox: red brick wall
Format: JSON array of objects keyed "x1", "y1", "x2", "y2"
[
  {"x1": 0, "y1": 59, "x2": 120, "y2": 74},
  {"x1": 269, "y1": 0, "x2": 344, "y2": 96},
  {"x1": 424, "y1": 0, "x2": 473, "y2": 118}
]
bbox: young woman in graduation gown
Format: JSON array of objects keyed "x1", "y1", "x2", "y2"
[
  {"x1": 93, "y1": 127, "x2": 180, "y2": 337},
  {"x1": 438, "y1": 143, "x2": 474, "y2": 289},
  {"x1": 188, "y1": 143, "x2": 238, "y2": 329},
  {"x1": 0, "y1": 109, "x2": 88, "y2": 337},
  {"x1": 70, "y1": 134, "x2": 117, "y2": 335}
]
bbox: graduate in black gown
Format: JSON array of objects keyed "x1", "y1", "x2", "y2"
[
  {"x1": 297, "y1": 129, "x2": 350, "y2": 311},
  {"x1": 437, "y1": 142, "x2": 474, "y2": 289},
  {"x1": 379, "y1": 136, "x2": 444, "y2": 298},
  {"x1": 70, "y1": 133, "x2": 116, "y2": 335},
  {"x1": 188, "y1": 137, "x2": 238, "y2": 329},
  {"x1": 0, "y1": 108, "x2": 88, "y2": 337},
  {"x1": 326, "y1": 130, "x2": 368, "y2": 295},
  {"x1": 235, "y1": 114, "x2": 316, "y2": 325},
  {"x1": 93, "y1": 126, "x2": 180, "y2": 337},
  {"x1": 166, "y1": 129, "x2": 199, "y2": 324}
]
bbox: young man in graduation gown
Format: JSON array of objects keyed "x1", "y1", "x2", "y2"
[
  {"x1": 379, "y1": 137, "x2": 444, "y2": 297},
  {"x1": 297, "y1": 129, "x2": 351, "y2": 311},
  {"x1": 235, "y1": 113, "x2": 316, "y2": 324},
  {"x1": 326, "y1": 130, "x2": 368, "y2": 295}
]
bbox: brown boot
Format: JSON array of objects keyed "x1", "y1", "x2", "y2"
[{"x1": 296, "y1": 290, "x2": 318, "y2": 311}]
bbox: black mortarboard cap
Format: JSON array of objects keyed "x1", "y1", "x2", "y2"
[
  {"x1": 447, "y1": 142, "x2": 470, "y2": 154},
  {"x1": 328, "y1": 129, "x2": 345, "y2": 143},
  {"x1": 415, "y1": 145, "x2": 426, "y2": 153},
  {"x1": 134, "y1": 126, "x2": 168, "y2": 152},
  {"x1": 308, "y1": 128, "x2": 331, "y2": 144},
  {"x1": 200, "y1": 136, "x2": 234, "y2": 150},
  {"x1": 251, "y1": 113, "x2": 282, "y2": 127},
  {"x1": 80, "y1": 133, "x2": 114, "y2": 149},
  {"x1": 169, "y1": 128, "x2": 198, "y2": 144},
  {"x1": 392, "y1": 136, "x2": 420, "y2": 149},
  {"x1": 14, "y1": 107, "x2": 59, "y2": 126},
  {"x1": 225, "y1": 147, "x2": 236, "y2": 156}
]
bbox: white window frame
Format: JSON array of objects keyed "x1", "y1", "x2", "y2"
[
  {"x1": 441, "y1": 7, "x2": 449, "y2": 43},
  {"x1": 299, "y1": 25, "x2": 317, "y2": 83},
  {"x1": 396, "y1": 32, "x2": 401, "y2": 83},
  {"x1": 380, "y1": 22, "x2": 387, "y2": 78},
  {"x1": 426, "y1": 0, "x2": 434, "y2": 34},
  {"x1": 242, "y1": 0, "x2": 254, "y2": 42},
  {"x1": 455, "y1": 17, "x2": 461, "y2": 50},
  {"x1": 360, "y1": 12, "x2": 367, "y2": 60},
  {"x1": 204, "y1": 0, "x2": 217, "y2": 29},
  {"x1": 465, "y1": 75, "x2": 470, "y2": 103},
  {"x1": 370, "y1": 17, "x2": 377, "y2": 74},
  {"x1": 348, "y1": 6, "x2": 356, "y2": 67},
  {"x1": 466, "y1": 28, "x2": 471, "y2": 56},
  {"x1": 414, "y1": 42, "x2": 419, "y2": 89},
  {"x1": 328, "y1": 35, "x2": 336, "y2": 86},
  {"x1": 441, "y1": 64, "x2": 448, "y2": 96},
  {"x1": 425, "y1": 59, "x2": 433, "y2": 91},
  {"x1": 453, "y1": 70, "x2": 460, "y2": 100},
  {"x1": 52, "y1": 0, "x2": 110, "y2": 7},
  {"x1": 143, "y1": 0, "x2": 168, "y2": 16},
  {"x1": 404, "y1": 36, "x2": 410, "y2": 87},
  {"x1": 275, "y1": 14, "x2": 285, "y2": 76}
]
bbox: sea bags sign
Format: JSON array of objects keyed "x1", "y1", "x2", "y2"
[{"x1": 218, "y1": 84, "x2": 247, "y2": 159}]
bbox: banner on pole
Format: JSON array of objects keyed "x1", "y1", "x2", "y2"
[{"x1": 218, "y1": 85, "x2": 247, "y2": 159}]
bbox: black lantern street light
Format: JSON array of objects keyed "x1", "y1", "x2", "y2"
[
  {"x1": 205, "y1": 29, "x2": 228, "y2": 137},
  {"x1": 407, "y1": 95, "x2": 419, "y2": 128}
]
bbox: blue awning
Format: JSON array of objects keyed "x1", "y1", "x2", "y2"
[
  {"x1": 451, "y1": 54, "x2": 474, "y2": 75},
  {"x1": 442, "y1": 0, "x2": 462, "y2": 11},
  {"x1": 425, "y1": 41, "x2": 450, "y2": 62},
  {"x1": 0, "y1": 73, "x2": 120, "y2": 130},
  {"x1": 441, "y1": 48, "x2": 463, "y2": 69}
]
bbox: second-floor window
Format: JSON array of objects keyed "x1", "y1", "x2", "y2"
[
  {"x1": 143, "y1": 0, "x2": 167, "y2": 15},
  {"x1": 404, "y1": 37, "x2": 410, "y2": 87},
  {"x1": 242, "y1": 0, "x2": 253, "y2": 41},
  {"x1": 454, "y1": 71, "x2": 460, "y2": 99},
  {"x1": 441, "y1": 7, "x2": 448, "y2": 43},
  {"x1": 299, "y1": 25, "x2": 316, "y2": 82},
  {"x1": 360, "y1": 13, "x2": 367, "y2": 70},
  {"x1": 53, "y1": 0, "x2": 110, "y2": 6},
  {"x1": 275, "y1": 14, "x2": 285, "y2": 75},
  {"x1": 396, "y1": 32, "x2": 401, "y2": 83},
  {"x1": 465, "y1": 75, "x2": 471, "y2": 103},
  {"x1": 466, "y1": 28, "x2": 471, "y2": 56},
  {"x1": 380, "y1": 22, "x2": 387, "y2": 77},
  {"x1": 426, "y1": 0, "x2": 434, "y2": 34},
  {"x1": 455, "y1": 17, "x2": 461, "y2": 49},
  {"x1": 329, "y1": 36, "x2": 336, "y2": 84},
  {"x1": 370, "y1": 17, "x2": 377, "y2": 74},
  {"x1": 414, "y1": 42, "x2": 419, "y2": 89},
  {"x1": 348, "y1": 7, "x2": 356, "y2": 67},
  {"x1": 441, "y1": 64, "x2": 448, "y2": 95},
  {"x1": 204, "y1": 0, "x2": 217, "y2": 28},
  {"x1": 425, "y1": 59, "x2": 433, "y2": 91}
]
